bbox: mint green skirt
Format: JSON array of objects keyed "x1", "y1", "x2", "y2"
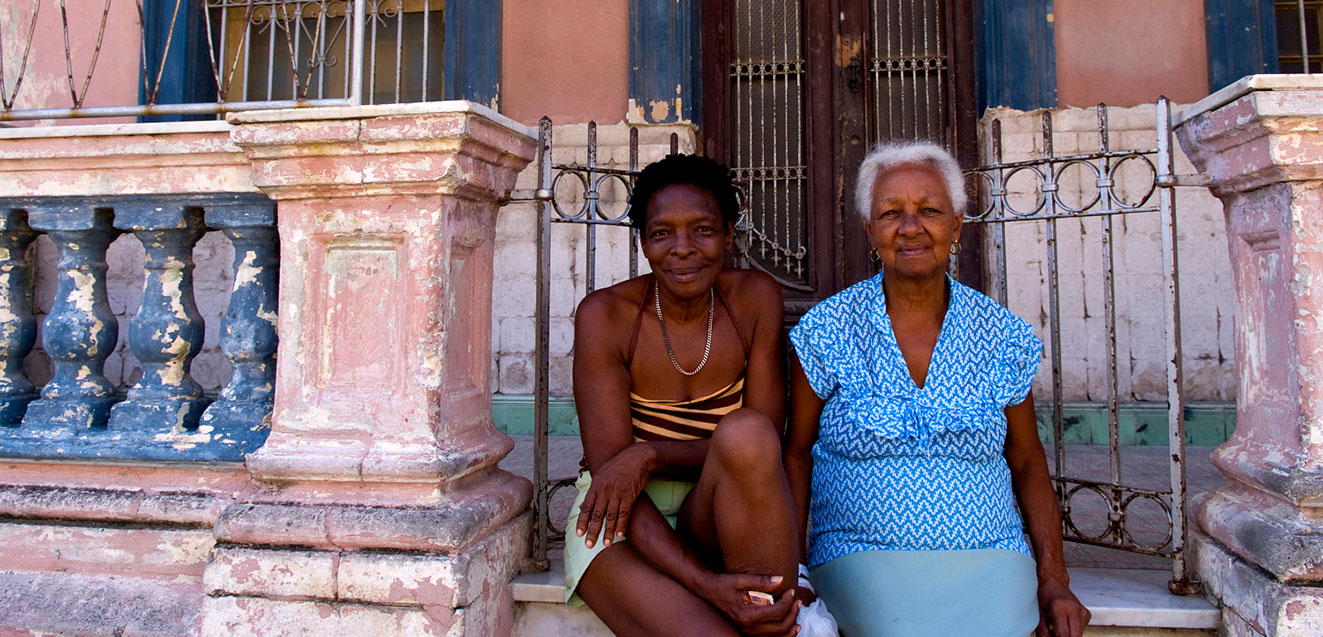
[
  {"x1": 563, "y1": 471, "x2": 695, "y2": 606},
  {"x1": 810, "y1": 548, "x2": 1039, "y2": 637}
]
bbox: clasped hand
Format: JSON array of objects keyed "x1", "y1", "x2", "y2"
[{"x1": 576, "y1": 443, "x2": 653, "y2": 547}]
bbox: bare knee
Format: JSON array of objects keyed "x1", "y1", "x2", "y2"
[{"x1": 709, "y1": 408, "x2": 782, "y2": 474}]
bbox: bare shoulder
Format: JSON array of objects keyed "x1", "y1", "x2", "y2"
[
  {"x1": 718, "y1": 268, "x2": 783, "y2": 321},
  {"x1": 575, "y1": 276, "x2": 649, "y2": 334}
]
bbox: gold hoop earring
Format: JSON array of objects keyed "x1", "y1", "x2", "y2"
[
  {"x1": 869, "y1": 247, "x2": 880, "y2": 263},
  {"x1": 949, "y1": 241, "x2": 962, "y2": 255}
]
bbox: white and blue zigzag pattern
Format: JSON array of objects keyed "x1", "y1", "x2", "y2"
[{"x1": 789, "y1": 273, "x2": 1042, "y2": 568}]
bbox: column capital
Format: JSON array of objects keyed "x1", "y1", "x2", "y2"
[
  {"x1": 229, "y1": 102, "x2": 535, "y2": 492},
  {"x1": 1176, "y1": 75, "x2": 1323, "y2": 195},
  {"x1": 228, "y1": 102, "x2": 536, "y2": 201}
]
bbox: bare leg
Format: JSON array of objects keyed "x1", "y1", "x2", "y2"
[
  {"x1": 577, "y1": 542, "x2": 739, "y2": 637},
  {"x1": 677, "y1": 408, "x2": 798, "y2": 582}
]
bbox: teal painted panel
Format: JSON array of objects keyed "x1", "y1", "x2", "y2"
[
  {"x1": 976, "y1": 0, "x2": 1057, "y2": 111},
  {"x1": 445, "y1": 0, "x2": 502, "y2": 106},
  {"x1": 629, "y1": 0, "x2": 700, "y2": 123}
]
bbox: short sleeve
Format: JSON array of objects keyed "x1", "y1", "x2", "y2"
[
  {"x1": 994, "y1": 318, "x2": 1043, "y2": 406},
  {"x1": 789, "y1": 315, "x2": 837, "y2": 400}
]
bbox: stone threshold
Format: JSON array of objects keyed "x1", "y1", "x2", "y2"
[{"x1": 512, "y1": 563, "x2": 1219, "y2": 631}]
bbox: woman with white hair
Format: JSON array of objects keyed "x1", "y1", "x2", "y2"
[{"x1": 783, "y1": 141, "x2": 1091, "y2": 636}]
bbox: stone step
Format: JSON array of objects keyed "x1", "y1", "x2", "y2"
[
  {"x1": 512, "y1": 564, "x2": 1219, "y2": 636},
  {"x1": 0, "y1": 570, "x2": 201, "y2": 636}
]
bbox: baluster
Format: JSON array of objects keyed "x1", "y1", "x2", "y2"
[
  {"x1": 108, "y1": 203, "x2": 210, "y2": 431},
  {"x1": 0, "y1": 208, "x2": 39, "y2": 427},
  {"x1": 22, "y1": 205, "x2": 121, "y2": 429},
  {"x1": 198, "y1": 198, "x2": 277, "y2": 438}
]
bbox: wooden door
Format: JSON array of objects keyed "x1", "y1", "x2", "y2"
[{"x1": 702, "y1": 0, "x2": 979, "y2": 317}]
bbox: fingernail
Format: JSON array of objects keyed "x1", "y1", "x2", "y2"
[
  {"x1": 616, "y1": 531, "x2": 625, "y2": 538},
  {"x1": 585, "y1": 539, "x2": 594, "y2": 548},
  {"x1": 603, "y1": 538, "x2": 612, "y2": 546},
  {"x1": 576, "y1": 529, "x2": 584, "y2": 537},
  {"x1": 770, "y1": 576, "x2": 783, "y2": 585}
]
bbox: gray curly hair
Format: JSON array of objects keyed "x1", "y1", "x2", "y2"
[{"x1": 854, "y1": 140, "x2": 967, "y2": 220}]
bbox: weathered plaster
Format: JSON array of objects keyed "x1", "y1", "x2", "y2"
[{"x1": 1177, "y1": 77, "x2": 1323, "y2": 635}]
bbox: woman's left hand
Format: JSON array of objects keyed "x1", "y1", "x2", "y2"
[
  {"x1": 575, "y1": 442, "x2": 654, "y2": 548},
  {"x1": 1036, "y1": 577, "x2": 1091, "y2": 637}
]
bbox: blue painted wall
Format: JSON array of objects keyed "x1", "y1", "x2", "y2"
[
  {"x1": 630, "y1": 0, "x2": 701, "y2": 124},
  {"x1": 975, "y1": 0, "x2": 1057, "y2": 111},
  {"x1": 445, "y1": 0, "x2": 502, "y2": 107},
  {"x1": 139, "y1": 0, "x2": 217, "y2": 122},
  {"x1": 1205, "y1": 0, "x2": 1278, "y2": 93}
]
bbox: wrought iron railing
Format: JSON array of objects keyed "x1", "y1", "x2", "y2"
[
  {"x1": 966, "y1": 98, "x2": 1198, "y2": 594},
  {"x1": 516, "y1": 100, "x2": 1202, "y2": 597},
  {"x1": 0, "y1": 0, "x2": 443, "y2": 121}
]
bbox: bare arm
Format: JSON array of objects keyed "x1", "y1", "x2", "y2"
[
  {"x1": 784, "y1": 354, "x2": 823, "y2": 564},
  {"x1": 1004, "y1": 392, "x2": 1091, "y2": 637},
  {"x1": 571, "y1": 288, "x2": 749, "y2": 602}
]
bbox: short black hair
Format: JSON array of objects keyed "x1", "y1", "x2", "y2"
[{"x1": 628, "y1": 154, "x2": 740, "y2": 230}]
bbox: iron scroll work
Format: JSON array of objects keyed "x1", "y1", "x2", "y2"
[
  {"x1": 966, "y1": 98, "x2": 1196, "y2": 595},
  {"x1": 516, "y1": 100, "x2": 1197, "y2": 595}
]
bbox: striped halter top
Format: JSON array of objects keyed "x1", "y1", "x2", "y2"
[{"x1": 626, "y1": 276, "x2": 750, "y2": 442}]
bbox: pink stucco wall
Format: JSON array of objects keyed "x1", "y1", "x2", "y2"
[
  {"x1": 1054, "y1": 0, "x2": 1209, "y2": 107},
  {"x1": 1, "y1": 0, "x2": 140, "y2": 125},
  {"x1": 500, "y1": 0, "x2": 629, "y2": 125}
]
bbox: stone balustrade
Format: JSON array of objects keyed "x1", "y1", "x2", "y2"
[{"x1": 0, "y1": 194, "x2": 277, "y2": 461}]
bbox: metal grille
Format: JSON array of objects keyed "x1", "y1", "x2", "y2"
[
  {"x1": 517, "y1": 120, "x2": 682, "y2": 568},
  {"x1": 1278, "y1": 0, "x2": 1322, "y2": 73},
  {"x1": 870, "y1": 0, "x2": 947, "y2": 142},
  {"x1": 0, "y1": 0, "x2": 439, "y2": 121},
  {"x1": 209, "y1": 0, "x2": 443, "y2": 105},
  {"x1": 730, "y1": 0, "x2": 808, "y2": 285},
  {"x1": 966, "y1": 99, "x2": 1198, "y2": 594}
]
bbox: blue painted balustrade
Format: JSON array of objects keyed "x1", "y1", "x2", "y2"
[
  {"x1": 197, "y1": 199, "x2": 278, "y2": 450},
  {"x1": 0, "y1": 209, "x2": 38, "y2": 427},
  {"x1": 109, "y1": 203, "x2": 210, "y2": 431},
  {"x1": 0, "y1": 194, "x2": 278, "y2": 462}
]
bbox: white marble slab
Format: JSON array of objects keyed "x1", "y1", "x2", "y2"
[
  {"x1": 514, "y1": 563, "x2": 1220, "y2": 630},
  {"x1": 1070, "y1": 567, "x2": 1219, "y2": 629}
]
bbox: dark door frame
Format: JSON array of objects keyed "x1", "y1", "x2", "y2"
[{"x1": 700, "y1": 0, "x2": 982, "y2": 306}]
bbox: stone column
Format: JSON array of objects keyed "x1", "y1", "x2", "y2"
[
  {"x1": 205, "y1": 103, "x2": 535, "y2": 636},
  {"x1": 1176, "y1": 75, "x2": 1323, "y2": 636}
]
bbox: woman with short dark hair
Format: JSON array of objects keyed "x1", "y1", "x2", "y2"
[
  {"x1": 565, "y1": 154, "x2": 803, "y2": 636},
  {"x1": 785, "y1": 141, "x2": 1091, "y2": 636}
]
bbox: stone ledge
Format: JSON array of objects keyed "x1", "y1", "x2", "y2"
[
  {"x1": 0, "y1": 570, "x2": 201, "y2": 636},
  {"x1": 512, "y1": 564, "x2": 1218, "y2": 631}
]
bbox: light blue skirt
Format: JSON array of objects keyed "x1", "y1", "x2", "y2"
[{"x1": 810, "y1": 548, "x2": 1039, "y2": 637}]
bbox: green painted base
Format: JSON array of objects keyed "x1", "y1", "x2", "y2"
[
  {"x1": 1035, "y1": 402, "x2": 1236, "y2": 447},
  {"x1": 492, "y1": 395, "x2": 1236, "y2": 446},
  {"x1": 492, "y1": 395, "x2": 580, "y2": 435}
]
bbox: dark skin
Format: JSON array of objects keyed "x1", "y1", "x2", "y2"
[
  {"x1": 783, "y1": 163, "x2": 1092, "y2": 636},
  {"x1": 573, "y1": 183, "x2": 801, "y2": 636}
]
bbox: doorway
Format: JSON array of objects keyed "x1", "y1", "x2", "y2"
[{"x1": 701, "y1": 0, "x2": 979, "y2": 315}]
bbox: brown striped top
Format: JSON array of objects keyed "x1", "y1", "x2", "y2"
[{"x1": 627, "y1": 275, "x2": 750, "y2": 442}]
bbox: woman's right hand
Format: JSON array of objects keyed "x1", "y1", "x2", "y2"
[
  {"x1": 575, "y1": 442, "x2": 655, "y2": 547},
  {"x1": 697, "y1": 573, "x2": 800, "y2": 636}
]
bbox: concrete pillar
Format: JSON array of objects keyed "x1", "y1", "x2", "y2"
[
  {"x1": 1176, "y1": 75, "x2": 1323, "y2": 636},
  {"x1": 207, "y1": 103, "x2": 536, "y2": 636}
]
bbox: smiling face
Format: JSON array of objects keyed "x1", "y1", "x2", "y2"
[
  {"x1": 641, "y1": 184, "x2": 734, "y2": 300},
  {"x1": 865, "y1": 162, "x2": 962, "y2": 282}
]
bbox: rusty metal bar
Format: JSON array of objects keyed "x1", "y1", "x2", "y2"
[
  {"x1": 629, "y1": 126, "x2": 639, "y2": 279},
  {"x1": 531, "y1": 116, "x2": 553, "y2": 569},
  {"x1": 1042, "y1": 111, "x2": 1066, "y2": 484},
  {"x1": 1157, "y1": 97, "x2": 1197, "y2": 595},
  {"x1": 586, "y1": 121, "x2": 599, "y2": 294},
  {"x1": 990, "y1": 119, "x2": 1008, "y2": 305}
]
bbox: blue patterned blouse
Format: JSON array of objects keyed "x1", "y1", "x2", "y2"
[{"x1": 789, "y1": 272, "x2": 1042, "y2": 568}]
